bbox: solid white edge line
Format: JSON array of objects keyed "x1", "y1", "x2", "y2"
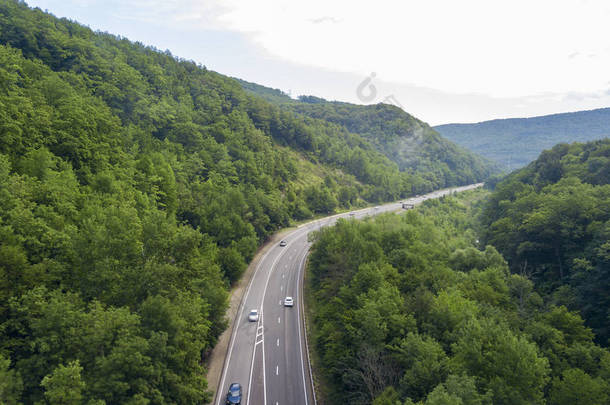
[
  {"x1": 218, "y1": 183, "x2": 483, "y2": 405},
  {"x1": 257, "y1": 234, "x2": 297, "y2": 405},
  {"x1": 296, "y1": 245, "x2": 312, "y2": 405},
  {"x1": 217, "y1": 240, "x2": 279, "y2": 405},
  {"x1": 246, "y1": 319, "x2": 260, "y2": 405},
  {"x1": 262, "y1": 321, "x2": 267, "y2": 405}
]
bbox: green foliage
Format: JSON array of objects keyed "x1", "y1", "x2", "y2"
[
  {"x1": 307, "y1": 191, "x2": 610, "y2": 404},
  {"x1": 548, "y1": 368, "x2": 609, "y2": 405},
  {"x1": 435, "y1": 109, "x2": 610, "y2": 171},
  {"x1": 41, "y1": 360, "x2": 86, "y2": 405},
  {"x1": 424, "y1": 374, "x2": 491, "y2": 405},
  {"x1": 451, "y1": 318, "x2": 549, "y2": 404},
  {"x1": 240, "y1": 80, "x2": 498, "y2": 193},
  {"x1": 482, "y1": 139, "x2": 610, "y2": 344},
  {"x1": 0, "y1": 1, "x2": 494, "y2": 402},
  {"x1": 0, "y1": 354, "x2": 23, "y2": 404}
]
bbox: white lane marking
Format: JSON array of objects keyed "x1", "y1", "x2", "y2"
[
  {"x1": 280, "y1": 285, "x2": 283, "y2": 291},
  {"x1": 276, "y1": 365, "x2": 279, "y2": 375},
  {"x1": 282, "y1": 274, "x2": 285, "y2": 279},
  {"x1": 256, "y1": 231, "x2": 306, "y2": 405},
  {"x1": 219, "y1": 237, "x2": 279, "y2": 405},
  {"x1": 262, "y1": 324, "x2": 267, "y2": 405},
  {"x1": 257, "y1": 239, "x2": 298, "y2": 405},
  {"x1": 246, "y1": 318, "x2": 261, "y2": 405},
  {"x1": 229, "y1": 183, "x2": 483, "y2": 405},
  {"x1": 277, "y1": 338, "x2": 280, "y2": 347},
  {"x1": 296, "y1": 246, "x2": 311, "y2": 405},
  {"x1": 279, "y1": 300, "x2": 282, "y2": 305},
  {"x1": 278, "y1": 317, "x2": 281, "y2": 324}
]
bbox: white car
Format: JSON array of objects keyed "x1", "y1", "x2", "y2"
[
  {"x1": 248, "y1": 309, "x2": 259, "y2": 322},
  {"x1": 284, "y1": 297, "x2": 294, "y2": 307},
  {"x1": 279, "y1": 240, "x2": 287, "y2": 247}
]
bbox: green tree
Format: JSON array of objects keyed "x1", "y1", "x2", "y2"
[
  {"x1": 451, "y1": 318, "x2": 549, "y2": 405},
  {"x1": 548, "y1": 368, "x2": 608, "y2": 405},
  {"x1": 40, "y1": 361, "x2": 86, "y2": 405},
  {"x1": 0, "y1": 354, "x2": 23, "y2": 405}
]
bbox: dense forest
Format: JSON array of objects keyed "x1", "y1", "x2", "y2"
[
  {"x1": 435, "y1": 108, "x2": 610, "y2": 170},
  {"x1": 0, "y1": 1, "x2": 495, "y2": 403},
  {"x1": 307, "y1": 190, "x2": 610, "y2": 404},
  {"x1": 481, "y1": 139, "x2": 610, "y2": 345},
  {"x1": 239, "y1": 79, "x2": 497, "y2": 188}
]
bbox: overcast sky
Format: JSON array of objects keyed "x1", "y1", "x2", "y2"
[{"x1": 27, "y1": 0, "x2": 610, "y2": 125}]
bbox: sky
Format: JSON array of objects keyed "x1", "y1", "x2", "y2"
[{"x1": 26, "y1": 0, "x2": 610, "y2": 125}]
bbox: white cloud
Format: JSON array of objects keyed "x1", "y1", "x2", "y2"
[{"x1": 198, "y1": 0, "x2": 610, "y2": 98}]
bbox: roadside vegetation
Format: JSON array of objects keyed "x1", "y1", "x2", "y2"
[
  {"x1": 307, "y1": 188, "x2": 610, "y2": 404},
  {"x1": 481, "y1": 139, "x2": 610, "y2": 345},
  {"x1": 0, "y1": 1, "x2": 495, "y2": 403}
]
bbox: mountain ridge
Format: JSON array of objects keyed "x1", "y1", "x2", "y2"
[
  {"x1": 237, "y1": 78, "x2": 498, "y2": 187},
  {"x1": 435, "y1": 107, "x2": 610, "y2": 170}
]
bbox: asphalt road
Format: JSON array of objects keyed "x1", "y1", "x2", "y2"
[{"x1": 216, "y1": 183, "x2": 483, "y2": 405}]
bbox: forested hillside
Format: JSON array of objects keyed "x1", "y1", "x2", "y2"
[
  {"x1": 435, "y1": 109, "x2": 610, "y2": 170},
  {"x1": 481, "y1": 139, "x2": 610, "y2": 345},
  {"x1": 239, "y1": 79, "x2": 497, "y2": 188},
  {"x1": 307, "y1": 191, "x2": 610, "y2": 405},
  {"x1": 0, "y1": 1, "x2": 496, "y2": 403}
]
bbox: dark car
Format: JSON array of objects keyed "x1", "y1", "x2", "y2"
[{"x1": 226, "y1": 383, "x2": 242, "y2": 404}]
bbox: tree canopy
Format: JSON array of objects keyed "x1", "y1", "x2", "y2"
[
  {"x1": 307, "y1": 191, "x2": 610, "y2": 404},
  {"x1": 0, "y1": 1, "x2": 494, "y2": 402},
  {"x1": 481, "y1": 139, "x2": 610, "y2": 345}
]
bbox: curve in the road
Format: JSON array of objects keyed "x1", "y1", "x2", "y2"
[{"x1": 215, "y1": 183, "x2": 483, "y2": 405}]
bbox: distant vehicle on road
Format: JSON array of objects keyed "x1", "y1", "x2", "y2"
[
  {"x1": 248, "y1": 309, "x2": 259, "y2": 322},
  {"x1": 284, "y1": 297, "x2": 294, "y2": 307},
  {"x1": 402, "y1": 203, "x2": 414, "y2": 209},
  {"x1": 226, "y1": 383, "x2": 242, "y2": 404},
  {"x1": 279, "y1": 240, "x2": 287, "y2": 247}
]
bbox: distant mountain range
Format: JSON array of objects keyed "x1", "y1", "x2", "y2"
[{"x1": 434, "y1": 108, "x2": 610, "y2": 171}]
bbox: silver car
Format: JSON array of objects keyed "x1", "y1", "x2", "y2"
[
  {"x1": 248, "y1": 309, "x2": 259, "y2": 322},
  {"x1": 284, "y1": 297, "x2": 294, "y2": 307}
]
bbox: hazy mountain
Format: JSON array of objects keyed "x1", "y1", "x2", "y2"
[
  {"x1": 435, "y1": 108, "x2": 610, "y2": 171},
  {"x1": 238, "y1": 79, "x2": 498, "y2": 188}
]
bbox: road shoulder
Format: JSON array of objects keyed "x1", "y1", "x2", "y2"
[{"x1": 206, "y1": 228, "x2": 294, "y2": 404}]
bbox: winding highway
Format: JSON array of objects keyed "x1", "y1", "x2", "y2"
[{"x1": 215, "y1": 183, "x2": 483, "y2": 405}]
